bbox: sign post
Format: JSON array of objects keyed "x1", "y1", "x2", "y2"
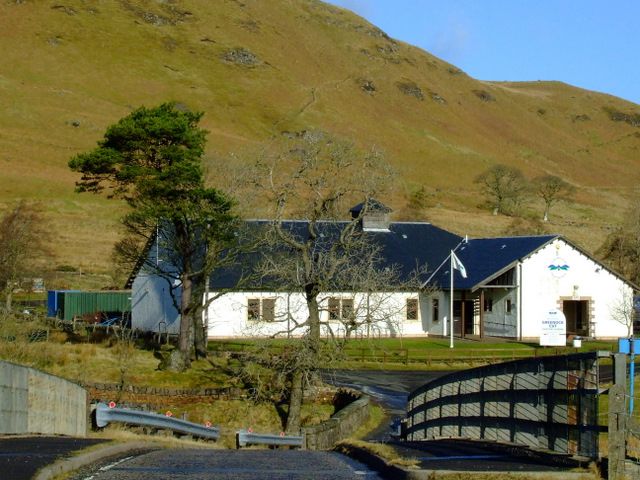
[{"x1": 618, "y1": 337, "x2": 636, "y2": 414}]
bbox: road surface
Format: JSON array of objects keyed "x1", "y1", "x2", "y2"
[{"x1": 68, "y1": 449, "x2": 383, "y2": 480}]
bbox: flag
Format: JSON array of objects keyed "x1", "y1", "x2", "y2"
[{"x1": 451, "y1": 251, "x2": 467, "y2": 279}]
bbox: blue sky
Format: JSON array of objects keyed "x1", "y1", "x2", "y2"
[{"x1": 326, "y1": 1, "x2": 640, "y2": 105}]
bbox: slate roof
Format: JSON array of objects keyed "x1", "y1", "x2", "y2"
[
  {"x1": 209, "y1": 220, "x2": 463, "y2": 290},
  {"x1": 427, "y1": 235, "x2": 558, "y2": 290}
]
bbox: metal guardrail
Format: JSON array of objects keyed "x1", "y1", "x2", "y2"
[
  {"x1": 236, "y1": 429, "x2": 303, "y2": 448},
  {"x1": 95, "y1": 402, "x2": 219, "y2": 441}
]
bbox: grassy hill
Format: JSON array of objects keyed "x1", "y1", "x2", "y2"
[{"x1": 1, "y1": 0, "x2": 639, "y2": 282}]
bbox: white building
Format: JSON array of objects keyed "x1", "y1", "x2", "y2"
[{"x1": 131, "y1": 205, "x2": 636, "y2": 342}]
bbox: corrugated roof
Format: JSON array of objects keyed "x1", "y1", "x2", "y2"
[{"x1": 427, "y1": 235, "x2": 558, "y2": 290}]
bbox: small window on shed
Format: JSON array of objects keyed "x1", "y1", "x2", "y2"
[
  {"x1": 505, "y1": 298, "x2": 513, "y2": 314},
  {"x1": 406, "y1": 298, "x2": 418, "y2": 320}
]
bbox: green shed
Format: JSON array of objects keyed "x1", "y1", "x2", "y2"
[{"x1": 59, "y1": 291, "x2": 131, "y2": 322}]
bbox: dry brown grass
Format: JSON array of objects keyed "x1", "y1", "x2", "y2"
[
  {"x1": 0, "y1": 0, "x2": 638, "y2": 274},
  {"x1": 0, "y1": 314, "x2": 337, "y2": 443}
]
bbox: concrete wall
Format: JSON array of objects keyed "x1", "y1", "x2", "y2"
[{"x1": 0, "y1": 360, "x2": 87, "y2": 436}]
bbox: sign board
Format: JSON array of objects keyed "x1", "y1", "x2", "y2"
[{"x1": 540, "y1": 309, "x2": 566, "y2": 346}]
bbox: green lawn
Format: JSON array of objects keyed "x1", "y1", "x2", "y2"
[{"x1": 208, "y1": 337, "x2": 616, "y2": 370}]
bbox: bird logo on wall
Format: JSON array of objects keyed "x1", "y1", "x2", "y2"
[{"x1": 548, "y1": 258, "x2": 570, "y2": 278}]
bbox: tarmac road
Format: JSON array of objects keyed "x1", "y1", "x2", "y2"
[
  {"x1": 67, "y1": 449, "x2": 384, "y2": 480},
  {"x1": 0, "y1": 436, "x2": 107, "y2": 480}
]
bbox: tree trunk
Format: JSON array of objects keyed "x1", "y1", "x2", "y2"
[
  {"x1": 193, "y1": 309, "x2": 208, "y2": 359},
  {"x1": 285, "y1": 369, "x2": 304, "y2": 434},
  {"x1": 307, "y1": 292, "x2": 321, "y2": 345},
  {"x1": 178, "y1": 272, "x2": 193, "y2": 369}
]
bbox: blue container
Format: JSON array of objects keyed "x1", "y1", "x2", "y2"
[
  {"x1": 47, "y1": 290, "x2": 57, "y2": 317},
  {"x1": 47, "y1": 290, "x2": 80, "y2": 318}
]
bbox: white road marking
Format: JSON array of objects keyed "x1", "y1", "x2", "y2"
[{"x1": 82, "y1": 455, "x2": 134, "y2": 479}]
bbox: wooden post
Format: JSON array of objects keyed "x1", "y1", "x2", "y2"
[
  {"x1": 609, "y1": 353, "x2": 627, "y2": 480},
  {"x1": 479, "y1": 290, "x2": 485, "y2": 339},
  {"x1": 461, "y1": 291, "x2": 466, "y2": 339}
]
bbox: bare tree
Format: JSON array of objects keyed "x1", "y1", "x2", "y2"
[
  {"x1": 475, "y1": 164, "x2": 529, "y2": 216},
  {"x1": 233, "y1": 131, "x2": 426, "y2": 433},
  {"x1": 0, "y1": 202, "x2": 46, "y2": 312},
  {"x1": 609, "y1": 287, "x2": 636, "y2": 337},
  {"x1": 533, "y1": 175, "x2": 574, "y2": 222}
]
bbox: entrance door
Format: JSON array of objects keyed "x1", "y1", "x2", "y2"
[
  {"x1": 454, "y1": 300, "x2": 475, "y2": 336},
  {"x1": 563, "y1": 300, "x2": 589, "y2": 336}
]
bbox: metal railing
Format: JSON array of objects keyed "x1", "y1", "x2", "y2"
[
  {"x1": 95, "y1": 402, "x2": 220, "y2": 441},
  {"x1": 236, "y1": 429, "x2": 303, "y2": 448},
  {"x1": 405, "y1": 351, "x2": 607, "y2": 458}
]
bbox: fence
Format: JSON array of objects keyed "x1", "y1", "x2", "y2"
[
  {"x1": 404, "y1": 351, "x2": 606, "y2": 458},
  {"x1": 209, "y1": 341, "x2": 615, "y2": 367},
  {"x1": 341, "y1": 346, "x2": 613, "y2": 366}
]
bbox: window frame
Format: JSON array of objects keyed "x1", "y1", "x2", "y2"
[
  {"x1": 406, "y1": 298, "x2": 419, "y2": 321},
  {"x1": 247, "y1": 298, "x2": 276, "y2": 322},
  {"x1": 327, "y1": 297, "x2": 354, "y2": 320}
]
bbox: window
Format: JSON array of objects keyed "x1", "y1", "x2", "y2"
[
  {"x1": 432, "y1": 298, "x2": 439, "y2": 322},
  {"x1": 247, "y1": 298, "x2": 276, "y2": 322},
  {"x1": 328, "y1": 297, "x2": 341, "y2": 320},
  {"x1": 247, "y1": 299, "x2": 260, "y2": 321},
  {"x1": 505, "y1": 298, "x2": 513, "y2": 314},
  {"x1": 406, "y1": 298, "x2": 418, "y2": 320},
  {"x1": 262, "y1": 298, "x2": 275, "y2": 322},
  {"x1": 483, "y1": 298, "x2": 493, "y2": 312},
  {"x1": 341, "y1": 299, "x2": 354, "y2": 319},
  {"x1": 327, "y1": 297, "x2": 353, "y2": 320}
]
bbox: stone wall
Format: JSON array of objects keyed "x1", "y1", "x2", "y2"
[
  {"x1": 0, "y1": 360, "x2": 87, "y2": 436},
  {"x1": 82, "y1": 382, "x2": 247, "y2": 411},
  {"x1": 303, "y1": 394, "x2": 369, "y2": 450}
]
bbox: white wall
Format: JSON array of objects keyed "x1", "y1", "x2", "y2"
[
  {"x1": 421, "y1": 291, "x2": 447, "y2": 336},
  {"x1": 205, "y1": 291, "x2": 429, "y2": 338},
  {"x1": 520, "y1": 238, "x2": 632, "y2": 340}
]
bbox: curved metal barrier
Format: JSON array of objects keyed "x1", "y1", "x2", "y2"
[
  {"x1": 236, "y1": 430, "x2": 303, "y2": 448},
  {"x1": 95, "y1": 402, "x2": 219, "y2": 440},
  {"x1": 404, "y1": 351, "x2": 608, "y2": 458}
]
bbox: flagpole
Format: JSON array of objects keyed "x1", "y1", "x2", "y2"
[{"x1": 450, "y1": 250, "x2": 454, "y2": 349}]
